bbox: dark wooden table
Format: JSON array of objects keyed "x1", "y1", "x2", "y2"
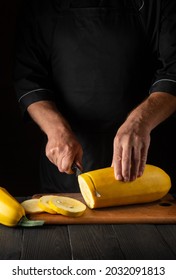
[{"x1": 0, "y1": 197, "x2": 176, "y2": 260}]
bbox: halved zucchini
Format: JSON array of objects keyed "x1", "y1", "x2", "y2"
[{"x1": 78, "y1": 164, "x2": 171, "y2": 209}]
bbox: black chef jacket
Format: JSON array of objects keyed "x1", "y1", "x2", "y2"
[{"x1": 14, "y1": 0, "x2": 176, "y2": 193}]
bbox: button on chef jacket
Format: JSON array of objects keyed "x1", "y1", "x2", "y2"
[{"x1": 14, "y1": 0, "x2": 176, "y2": 193}]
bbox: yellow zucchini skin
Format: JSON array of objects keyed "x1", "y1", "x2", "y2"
[
  {"x1": 0, "y1": 188, "x2": 25, "y2": 227},
  {"x1": 78, "y1": 164, "x2": 171, "y2": 209}
]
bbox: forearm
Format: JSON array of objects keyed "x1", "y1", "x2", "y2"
[
  {"x1": 126, "y1": 92, "x2": 176, "y2": 131},
  {"x1": 27, "y1": 100, "x2": 72, "y2": 138}
]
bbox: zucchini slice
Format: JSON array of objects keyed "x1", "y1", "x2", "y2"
[{"x1": 49, "y1": 196, "x2": 86, "y2": 217}]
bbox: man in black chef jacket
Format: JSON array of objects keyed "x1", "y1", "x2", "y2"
[{"x1": 14, "y1": 0, "x2": 176, "y2": 193}]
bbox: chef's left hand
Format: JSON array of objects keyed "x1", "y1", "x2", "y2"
[{"x1": 112, "y1": 119, "x2": 151, "y2": 182}]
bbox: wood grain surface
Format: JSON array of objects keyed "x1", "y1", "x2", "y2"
[
  {"x1": 1, "y1": 197, "x2": 176, "y2": 260},
  {"x1": 29, "y1": 193, "x2": 176, "y2": 224}
]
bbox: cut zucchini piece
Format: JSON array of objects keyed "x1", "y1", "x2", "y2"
[
  {"x1": 49, "y1": 196, "x2": 86, "y2": 217},
  {"x1": 78, "y1": 164, "x2": 171, "y2": 209},
  {"x1": 21, "y1": 198, "x2": 44, "y2": 214},
  {"x1": 38, "y1": 195, "x2": 57, "y2": 214}
]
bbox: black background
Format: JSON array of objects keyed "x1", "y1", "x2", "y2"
[
  {"x1": 0, "y1": 0, "x2": 42, "y2": 196},
  {"x1": 0, "y1": 0, "x2": 175, "y2": 196}
]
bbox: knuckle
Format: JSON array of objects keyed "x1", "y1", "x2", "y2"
[
  {"x1": 116, "y1": 156, "x2": 122, "y2": 162},
  {"x1": 122, "y1": 155, "x2": 130, "y2": 163}
]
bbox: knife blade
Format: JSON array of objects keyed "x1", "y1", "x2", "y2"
[{"x1": 71, "y1": 163, "x2": 82, "y2": 177}]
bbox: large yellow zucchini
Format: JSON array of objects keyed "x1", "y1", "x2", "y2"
[
  {"x1": 0, "y1": 187, "x2": 25, "y2": 227},
  {"x1": 78, "y1": 164, "x2": 171, "y2": 209},
  {"x1": 0, "y1": 187, "x2": 44, "y2": 227}
]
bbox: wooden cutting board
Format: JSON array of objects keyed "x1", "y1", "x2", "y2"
[{"x1": 29, "y1": 193, "x2": 176, "y2": 224}]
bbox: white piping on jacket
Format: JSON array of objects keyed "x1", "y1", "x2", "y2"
[
  {"x1": 139, "y1": 0, "x2": 144, "y2": 11},
  {"x1": 18, "y1": 88, "x2": 53, "y2": 103},
  {"x1": 152, "y1": 79, "x2": 176, "y2": 87}
]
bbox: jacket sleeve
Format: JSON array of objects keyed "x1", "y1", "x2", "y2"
[
  {"x1": 149, "y1": 0, "x2": 176, "y2": 96},
  {"x1": 13, "y1": 0, "x2": 54, "y2": 117}
]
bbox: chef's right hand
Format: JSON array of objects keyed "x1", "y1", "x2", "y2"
[{"x1": 45, "y1": 128, "x2": 83, "y2": 174}]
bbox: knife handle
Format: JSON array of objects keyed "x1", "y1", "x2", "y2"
[{"x1": 71, "y1": 163, "x2": 82, "y2": 176}]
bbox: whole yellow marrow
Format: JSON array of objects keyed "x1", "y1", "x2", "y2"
[
  {"x1": 78, "y1": 164, "x2": 171, "y2": 209},
  {"x1": 0, "y1": 187, "x2": 25, "y2": 227},
  {"x1": 0, "y1": 188, "x2": 44, "y2": 227}
]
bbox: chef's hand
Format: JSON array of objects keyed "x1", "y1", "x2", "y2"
[
  {"x1": 27, "y1": 100, "x2": 83, "y2": 174},
  {"x1": 46, "y1": 128, "x2": 83, "y2": 174},
  {"x1": 112, "y1": 92, "x2": 176, "y2": 181},
  {"x1": 112, "y1": 119, "x2": 151, "y2": 182}
]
